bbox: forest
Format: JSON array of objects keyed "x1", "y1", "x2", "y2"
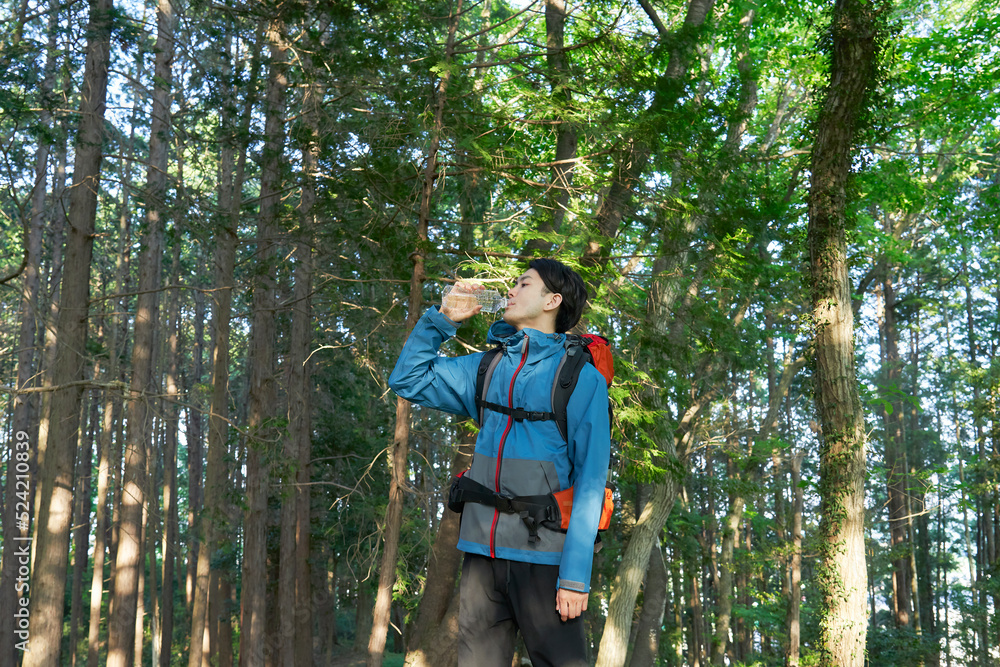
[{"x1": 0, "y1": 0, "x2": 998, "y2": 664}]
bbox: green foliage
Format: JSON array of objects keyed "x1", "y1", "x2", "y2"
[{"x1": 866, "y1": 624, "x2": 942, "y2": 667}]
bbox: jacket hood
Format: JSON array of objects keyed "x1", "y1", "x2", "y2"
[{"x1": 486, "y1": 320, "x2": 519, "y2": 344}]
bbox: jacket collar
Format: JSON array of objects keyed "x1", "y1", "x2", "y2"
[{"x1": 487, "y1": 321, "x2": 567, "y2": 361}]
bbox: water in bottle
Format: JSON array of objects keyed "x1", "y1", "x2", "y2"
[{"x1": 442, "y1": 284, "x2": 507, "y2": 313}]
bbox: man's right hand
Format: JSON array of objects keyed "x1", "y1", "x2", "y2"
[{"x1": 440, "y1": 281, "x2": 484, "y2": 323}]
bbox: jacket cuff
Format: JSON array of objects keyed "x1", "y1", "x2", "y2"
[
  {"x1": 557, "y1": 578, "x2": 588, "y2": 593},
  {"x1": 428, "y1": 306, "x2": 460, "y2": 332}
]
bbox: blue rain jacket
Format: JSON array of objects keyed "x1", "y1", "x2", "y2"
[{"x1": 388, "y1": 306, "x2": 611, "y2": 593}]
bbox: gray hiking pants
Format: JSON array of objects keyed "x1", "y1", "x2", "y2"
[{"x1": 458, "y1": 553, "x2": 589, "y2": 667}]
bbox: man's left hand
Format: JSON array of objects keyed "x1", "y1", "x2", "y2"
[{"x1": 555, "y1": 588, "x2": 588, "y2": 621}]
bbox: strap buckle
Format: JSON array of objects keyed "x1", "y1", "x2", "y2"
[
  {"x1": 543, "y1": 504, "x2": 559, "y2": 523},
  {"x1": 494, "y1": 495, "x2": 515, "y2": 513},
  {"x1": 511, "y1": 407, "x2": 547, "y2": 422}
]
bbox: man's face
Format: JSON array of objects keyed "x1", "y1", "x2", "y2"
[{"x1": 503, "y1": 268, "x2": 561, "y2": 332}]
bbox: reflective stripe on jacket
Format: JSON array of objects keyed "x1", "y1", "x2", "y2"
[{"x1": 388, "y1": 307, "x2": 611, "y2": 593}]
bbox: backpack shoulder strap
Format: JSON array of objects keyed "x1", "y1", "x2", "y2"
[
  {"x1": 475, "y1": 346, "x2": 504, "y2": 425},
  {"x1": 551, "y1": 337, "x2": 590, "y2": 442}
]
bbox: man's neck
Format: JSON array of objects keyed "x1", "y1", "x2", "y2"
[{"x1": 514, "y1": 321, "x2": 556, "y2": 334}]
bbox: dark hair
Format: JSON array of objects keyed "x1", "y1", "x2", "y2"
[{"x1": 529, "y1": 258, "x2": 588, "y2": 333}]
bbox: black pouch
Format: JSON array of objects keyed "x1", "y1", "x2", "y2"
[{"x1": 447, "y1": 473, "x2": 465, "y2": 514}]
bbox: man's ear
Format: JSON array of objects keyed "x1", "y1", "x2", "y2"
[{"x1": 544, "y1": 292, "x2": 563, "y2": 312}]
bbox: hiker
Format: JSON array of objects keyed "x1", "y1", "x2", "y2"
[{"x1": 389, "y1": 258, "x2": 611, "y2": 667}]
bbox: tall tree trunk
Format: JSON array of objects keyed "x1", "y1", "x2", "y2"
[
  {"x1": 909, "y1": 307, "x2": 935, "y2": 654},
  {"x1": 403, "y1": 437, "x2": 474, "y2": 667},
  {"x1": 110, "y1": 384, "x2": 125, "y2": 616},
  {"x1": 597, "y1": 474, "x2": 682, "y2": 667},
  {"x1": 69, "y1": 397, "x2": 97, "y2": 667},
  {"x1": 627, "y1": 527, "x2": 668, "y2": 667},
  {"x1": 525, "y1": 0, "x2": 577, "y2": 254},
  {"x1": 160, "y1": 244, "x2": 182, "y2": 667},
  {"x1": 278, "y1": 234, "x2": 312, "y2": 667},
  {"x1": 355, "y1": 585, "x2": 373, "y2": 654},
  {"x1": 294, "y1": 73, "x2": 321, "y2": 667},
  {"x1": 107, "y1": 196, "x2": 158, "y2": 664},
  {"x1": 278, "y1": 53, "x2": 322, "y2": 667},
  {"x1": 186, "y1": 307, "x2": 204, "y2": 615},
  {"x1": 713, "y1": 451, "x2": 743, "y2": 666},
  {"x1": 87, "y1": 155, "x2": 133, "y2": 667},
  {"x1": 404, "y1": 25, "x2": 486, "y2": 647},
  {"x1": 188, "y1": 23, "x2": 259, "y2": 667},
  {"x1": 594, "y1": 10, "x2": 764, "y2": 658},
  {"x1": 106, "y1": 0, "x2": 172, "y2": 657},
  {"x1": 737, "y1": 524, "x2": 752, "y2": 661},
  {"x1": 135, "y1": 479, "x2": 150, "y2": 667},
  {"x1": 806, "y1": 0, "x2": 887, "y2": 662},
  {"x1": 186, "y1": 288, "x2": 204, "y2": 615},
  {"x1": 766, "y1": 316, "x2": 793, "y2": 661},
  {"x1": 583, "y1": 0, "x2": 715, "y2": 269},
  {"x1": 938, "y1": 470, "x2": 950, "y2": 667},
  {"x1": 279, "y1": 240, "x2": 313, "y2": 667},
  {"x1": 599, "y1": 304, "x2": 782, "y2": 667},
  {"x1": 0, "y1": 0, "x2": 54, "y2": 655},
  {"x1": 667, "y1": 541, "x2": 684, "y2": 666},
  {"x1": 22, "y1": 0, "x2": 113, "y2": 662},
  {"x1": 786, "y1": 451, "x2": 804, "y2": 667},
  {"x1": 87, "y1": 367, "x2": 115, "y2": 667},
  {"x1": 240, "y1": 15, "x2": 286, "y2": 667},
  {"x1": 314, "y1": 550, "x2": 337, "y2": 662},
  {"x1": 367, "y1": 2, "x2": 461, "y2": 665},
  {"x1": 402, "y1": 3, "x2": 491, "y2": 648},
  {"x1": 181, "y1": 75, "x2": 204, "y2": 612},
  {"x1": 961, "y1": 236, "x2": 989, "y2": 661},
  {"x1": 456, "y1": 0, "x2": 491, "y2": 250},
  {"x1": 882, "y1": 272, "x2": 912, "y2": 627},
  {"x1": 596, "y1": 390, "x2": 713, "y2": 667},
  {"x1": 600, "y1": 266, "x2": 720, "y2": 667},
  {"x1": 687, "y1": 526, "x2": 706, "y2": 667},
  {"x1": 215, "y1": 576, "x2": 236, "y2": 667},
  {"x1": 711, "y1": 354, "x2": 802, "y2": 666}
]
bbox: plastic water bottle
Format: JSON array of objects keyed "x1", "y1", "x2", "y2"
[{"x1": 442, "y1": 284, "x2": 508, "y2": 313}]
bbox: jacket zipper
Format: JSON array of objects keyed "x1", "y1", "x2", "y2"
[{"x1": 489, "y1": 337, "x2": 529, "y2": 557}]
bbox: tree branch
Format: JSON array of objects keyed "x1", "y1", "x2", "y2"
[{"x1": 635, "y1": 0, "x2": 669, "y2": 38}]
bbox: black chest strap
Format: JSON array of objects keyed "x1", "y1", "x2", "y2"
[
  {"x1": 475, "y1": 399, "x2": 556, "y2": 423},
  {"x1": 474, "y1": 339, "x2": 589, "y2": 440}
]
